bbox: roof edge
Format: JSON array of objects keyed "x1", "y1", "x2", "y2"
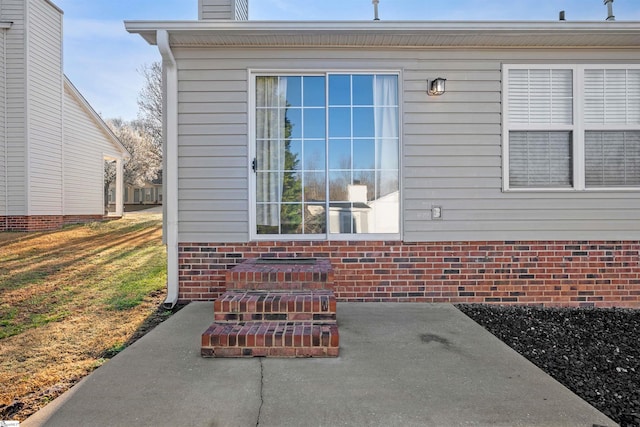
[
  {"x1": 124, "y1": 20, "x2": 640, "y2": 48},
  {"x1": 64, "y1": 76, "x2": 131, "y2": 159}
]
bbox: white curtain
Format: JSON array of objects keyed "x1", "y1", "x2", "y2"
[
  {"x1": 256, "y1": 77, "x2": 287, "y2": 227},
  {"x1": 374, "y1": 75, "x2": 399, "y2": 196}
]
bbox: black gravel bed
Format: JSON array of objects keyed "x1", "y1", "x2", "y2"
[{"x1": 456, "y1": 304, "x2": 640, "y2": 427}]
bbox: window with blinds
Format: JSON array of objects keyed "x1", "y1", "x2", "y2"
[
  {"x1": 506, "y1": 68, "x2": 573, "y2": 188},
  {"x1": 504, "y1": 65, "x2": 640, "y2": 190}
]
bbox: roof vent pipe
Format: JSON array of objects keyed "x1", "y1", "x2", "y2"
[
  {"x1": 604, "y1": 0, "x2": 615, "y2": 21},
  {"x1": 372, "y1": 0, "x2": 380, "y2": 21}
]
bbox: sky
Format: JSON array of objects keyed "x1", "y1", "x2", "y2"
[{"x1": 52, "y1": 0, "x2": 640, "y2": 121}]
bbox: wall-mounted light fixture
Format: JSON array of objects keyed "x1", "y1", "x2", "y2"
[{"x1": 428, "y1": 78, "x2": 446, "y2": 96}]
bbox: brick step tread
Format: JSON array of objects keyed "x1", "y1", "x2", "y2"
[
  {"x1": 214, "y1": 290, "x2": 337, "y2": 321},
  {"x1": 201, "y1": 321, "x2": 339, "y2": 358},
  {"x1": 228, "y1": 282, "x2": 333, "y2": 291},
  {"x1": 226, "y1": 259, "x2": 334, "y2": 291}
]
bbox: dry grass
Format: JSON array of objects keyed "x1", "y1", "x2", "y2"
[{"x1": 0, "y1": 213, "x2": 170, "y2": 421}]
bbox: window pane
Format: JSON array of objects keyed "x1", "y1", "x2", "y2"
[
  {"x1": 586, "y1": 131, "x2": 640, "y2": 187},
  {"x1": 353, "y1": 107, "x2": 375, "y2": 137},
  {"x1": 256, "y1": 109, "x2": 281, "y2": 139},
  {"x1": 329, "y1": 171, "x2": 350, "y2": 201},
  {"x1": 376, "y1": 75, "x2": 398, "y2": 105},
  {"x1": 303, "y1": 108, "x2": 326, "y2": 139},
  {"x1": 304, "y1": 203, "x2": 326, "y2": 234},
  {"x1": 303, "y1": 76, "x2": 325, "y2": 107},
  {"x1": 256, "y1": 172, "x2": 282, "y2": 202},
  {"x1": 353, "y1": 139, "x2": 375, "y2": 169},
  {"x1": 329, "y1": 75, "x2": 350, "y2": 105},
  {"x1": 329, "y1": 139, "x2": 351, "y2": 170},
  {"x1": 284, "y1": 76, "x2": 302, "y2": 107},
  {"x1": 255, "y1": 140, "x2": 283, "y2": 171},
  {"x1": 508, "y1": 69, "x2": 573, "y2": 125},
  {"x1": 304, "y1": 172, "x2": 326, "y2": 201},
  {"x1": 256, "y1": 204, "x2": 279, "y2": 234},
  {"x1": 585, "y1": 69, "x2": 640, "y2": 125},
  {"x1": 329, "y1": 107, "x2": 351, "y2": 137},
  {"x1": 303, "y1": 140, "x2": 325, "y2": 171},
  {"x1": 509, "y1": 131, "x2": 572, "y2": 188},
  {"x1": 376, "y1": 139, "x2": 399, "y2": 170},
  {"x1": 281, "y1": 204, "x2": 302, "y2": 234},
  {"x1": 377, "y1": 170, "x2": 399, "y2": 198},
  {"x1": 353, "y1": 170, "x2": 375, "y2": 201},
  {"x1": 353, "y1": 75, "x2": 374, "y2": 105},
  {"x1": 281, "y1": 172, "x2": 301, "y2": 202},
  {"x1": 285, "y1": 108, "x2": 302, "y2": 139},
  {"x1": 284, "y1": 140, "x2": 301, "y2": 171}
]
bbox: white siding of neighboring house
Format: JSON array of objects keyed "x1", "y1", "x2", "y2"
[
  {"x1": 26, "y1": 0, "x2": 63, "y2": 215},
  {"x1": 0, "y1": 28, "x2": 5, "y2": 215},
  {"x1": 1, "y1": 0, "x2": 26, "y2": 215},
  {"x1": 173, "y1": 47, "x2": 640, "y2": 243},
  {"x1": 63, "y1": 81, "x2": 122, "y2": 215},
  {"x1": 199, "y1": 0, "x2": 248, "y2": 20}
]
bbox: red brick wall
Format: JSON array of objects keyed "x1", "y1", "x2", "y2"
[
  {"x1": 0, "y1": 215, "x2": 105, "y2": 231},
  {"x1": 178, "y1": 241, "x2": 640, "y2": 308}
]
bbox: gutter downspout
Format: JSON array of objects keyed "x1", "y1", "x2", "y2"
[{"x1": 157, "y1": 30, "x2": 179, "y2": 309}]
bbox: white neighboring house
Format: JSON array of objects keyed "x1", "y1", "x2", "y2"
[
  {"x1": 108, "y1": 179, "x2": 163, "y2": 207},
  {"x1": 0, "y1": 0, "x2": 129, "y2": 231}
]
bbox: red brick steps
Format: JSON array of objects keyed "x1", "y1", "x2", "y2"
[
  {"x1": 201, "y1": 322, "x2": 339, "y2": 357},
  {"x1": 201, "y1": 258, "x2": 339, "y2": 358},
  {"x1": 213, "y1": 290, "x2": 336, "y2": 323}
]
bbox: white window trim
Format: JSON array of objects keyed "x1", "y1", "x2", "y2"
[
  {"x1": 502, "y1": 63, "x2": 640, "y2": 192},
  {"x1": 248, "y1": 69, "x2": 403, "y2": 242}
]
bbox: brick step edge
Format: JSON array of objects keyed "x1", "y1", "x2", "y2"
[
  {"x1": 214, "y1": 290, "x2": 337, "y2": 320},
  {"x1": 201, "y1": 322, "x2": 339, "y2": 358},
  {"x1": 215, "y1": 312, "x2": 337, "y2": 323},
  {"x1": 227, "y1": 282, "x2": 334, "y2": 291}
]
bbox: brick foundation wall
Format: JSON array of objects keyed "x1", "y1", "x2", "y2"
[
  {"x1": 178, "y1": 241, "x2": 640, "y2": 308},
  {"x1": 0, "y1": 215, "x2": 105, "y2": 231},
  {"x1": 0, "y1": 216, "x2": 64, "y2": 231}
]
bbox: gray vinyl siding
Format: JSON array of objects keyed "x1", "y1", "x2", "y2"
[
  {"x1": 1, "y1": 0, "x2": 26, "y2": 215},
  {"x1": 0, "y1": 29, "x2": 5, "y2": 215},
  {"x1": 199, "y1": 0, "x2": 248, "y2": 20},
  {"x1": 174, "y1": 47, "x2": 640, "y2": 243},
  {"x1": 63, "y1": 84, "x2": 121, "y2": 216},
  {"x1": 26, "y1": 0, "x2": 63, "y2": 215}
]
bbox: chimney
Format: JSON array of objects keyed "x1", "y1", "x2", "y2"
[
  {"x1": 199, "y1": 0, "x2": 248, "y2": 21},
  {"x1": 604, "y1": 0, "x2": 615, "y2": 21}
]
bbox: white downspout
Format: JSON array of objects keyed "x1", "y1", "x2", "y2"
[{"x1": 157, "y1": 30, "x2": 179, "y2": 309}]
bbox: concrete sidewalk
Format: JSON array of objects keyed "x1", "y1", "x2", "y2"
[{"x1": 23, "y1": 302, "x2": 617, "y2": 427}]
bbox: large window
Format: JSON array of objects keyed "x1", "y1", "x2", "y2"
[
  {"x1": 504, "y1": 65, "x2": 640, "y2": 191},
  {"x1": 253, "y1": 73, "x2": 399, "y2": 237}
]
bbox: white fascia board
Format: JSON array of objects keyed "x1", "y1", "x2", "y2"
[{"x1": 125, "y1": 20, "x2": 640, "y2": 46}]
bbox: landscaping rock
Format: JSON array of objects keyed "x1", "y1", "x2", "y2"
[{"x1": 457, "y1": 304, "x2": 640, "y2": 426}]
